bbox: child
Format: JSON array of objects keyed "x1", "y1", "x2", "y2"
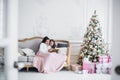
[{"x1": 49, "y1": 39, "x2": 58, "y2": 53}]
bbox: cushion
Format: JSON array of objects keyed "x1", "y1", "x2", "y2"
[
  {"x1": 18, "y1": 48, "x2": 26, "y2": 56},
  {"x1": 18, "y1": 56, "x2": 27, "y2": 62},
  {"x1": 56, "y1": 47, "x2": 67, "y2": 55},
  {"x1": 57, "y1": 43, "x2": 68, "y2": 48},
  {"x1": 21, "y1": 48, "x2": 35, "y2": 56}
]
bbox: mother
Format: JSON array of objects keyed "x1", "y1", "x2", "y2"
[{"x1": 33, "y1": 36, "x2": 66, "y2": 73}]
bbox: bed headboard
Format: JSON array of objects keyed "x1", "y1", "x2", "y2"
[{"x1": 18, "y1": 37, "x2": 43, "y2": 53}]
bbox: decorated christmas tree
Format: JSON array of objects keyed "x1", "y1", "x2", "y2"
[{"x1": 77, "y1": 11, "x2": 108, "y2": 65}]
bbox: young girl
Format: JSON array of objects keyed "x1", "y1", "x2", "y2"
[{"x1": 48, "y1": 39, "x2": 58, "y2": 53}]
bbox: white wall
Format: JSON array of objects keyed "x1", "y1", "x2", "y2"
[
  {"x1": 18, "y1": 0, "x2": 110, "y2": 42},
  {"x1": 19, "y1": 0, "x2": 84, "y2": 40},
  {"x1": 87, "y1": 0, "x2": 110, "y2": 43}
]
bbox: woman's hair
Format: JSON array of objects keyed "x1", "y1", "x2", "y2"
[
  {"x1": 42, "y1": 36, "x2": 49, "y2": 43},
  {"x1": 49, "y1": 39, "x2": 56, "y2": 48}
]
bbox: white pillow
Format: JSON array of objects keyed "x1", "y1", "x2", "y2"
[
  {"x1": 56, "y1": 47, "x2": 67, "y2": 55},
  {"x1": 18, "y1": 48, "x2": 25, "y2": 56},
  {"x1": 21, "y1": 48, "x2": 35, "y2": 56}
]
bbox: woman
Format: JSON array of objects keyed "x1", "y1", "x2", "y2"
[
  {"x1": 33, "y1": 36, "x2": 66, "y2": 73},
  {"x1": 38, "y1": 36, "x2": 51, "y2": 53}
]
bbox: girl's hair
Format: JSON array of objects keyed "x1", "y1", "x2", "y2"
[
  {"x1": 42, "y1": 36, "x2": 49, "y2": 43},
  {"x1": 49, "y1": 39, "x2": 56, "y2": 48}
]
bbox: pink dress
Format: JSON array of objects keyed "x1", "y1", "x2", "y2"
[{"x1": 33, "y1": 43, "x2": 66, "y2": 73}]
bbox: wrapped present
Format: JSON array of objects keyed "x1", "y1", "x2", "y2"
[
  {"x1": 90, "y1": 63, "x2": 96, "y2": 73},
  {"x1": 96, "y1": 63, "x2": 102, "y2": 69},
  {"x1": 108, "y1": 58, "x2": 112, "y2": 63},
  {"x1": 102, "y1": 63, "x2": 109, "y2": 68},
  {"x1": 102, "y1": 55, "x2": 109, "y2": 63},
  {"x1": 99, "y1": 55, "x2": 109, "y2": 63},
  {"x1": 97, "y1": 55, "x2": 112, "y2": 74},
  {"x1": 71, "y1": 64, "x2": 82, "y2": 71},
  {"x1": 102, "y1": 67, "x2": 108, "y2": 74},
  {"x1": 98, "y1": 55, "x2": 103, "y2": 63},
  {"x1": 108, "y1": 55, "x2": 112, "y2": 63},
  {"x1": 83, "y1": 62, "x2": 96, "y2": 73},
  {"x1": 102, "y1": 63, "x2": 110, "y2": 74},
  {"x1": 108, "y1": 62, "x2": 112, "y2": 68},
  {"x1": 96, "y1": 63, "x2": 103, "y2": 74},
  {"x1": 107, "y1": 68, "x2": 111, "y2": 74},
  {"x1": 83, "y1": 62, "x2": 91, "y2": 73},
  {"x1": 107, "y1": 62, "x2": 112, "y2": 74},
  {"x1": 96, "y1": 63, "x2": 102, "y2": 74}
]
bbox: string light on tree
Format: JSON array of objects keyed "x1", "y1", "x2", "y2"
[{"x1": 77, "y1": 10, "x2": 108, "y2": 65}]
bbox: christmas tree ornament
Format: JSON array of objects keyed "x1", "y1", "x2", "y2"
[{"x1": 77, "y1": 10, "x2": 108, "y2": 65}]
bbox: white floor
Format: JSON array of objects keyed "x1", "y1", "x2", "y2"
[
  {"x1": 19, "y1": 71, "x2": 111, "y2": 80},
  {"x1": 0, "y1": 68, "x2": 111, "y2": 80}
]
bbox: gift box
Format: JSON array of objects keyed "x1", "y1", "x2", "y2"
[
  {"x1": 71, "y1": 64, "x2": 82, "y2": 71},
  {"x1": 96, "y1": 63, "x2": 102, "y2": 69},
  {"x1": 102, "y1": 63, "x2": 111, "y2": 74},
  {"x1": 99, "y1": 56, "x2": 103, "y2": 63},
  {"x1": 107, "y1": 68, "x2": 111, "y2": 74},
  {"x1": 102, "y1": 67, "x2": 108, "y2": 74},
  {"x1": 104, "y1": 55, "x2": 109, "y2": 63},
  {"x1": 108, "y1": 58, "x2": 112, "y2": 63},
  {"x1": 96, "y1": 63, "x2": 102, "y2": 74},
  {"x1": 99, "y1": 55, "x2": 109, "y2": 63},
  {"x1": 108, "y1": 56, "x2": 112, "y2": 63},
  {"x1": 97, "y1": 55, "x2": 112, "y2": 74},
  {"x1": 102, "y1": 63, "x2": 109, "y2": 68},
  {"x1": 107, "y1": 62, "x2": 112, "y2": 74},
  {"x1": 83, "y1": 62, "x2": 91, "y2": 73},
  {"x1": 83, "y1": 62, "x2": 96, "y2": 73},
  {"x1": 90, "y1": 63, "x2": 96, "y2": 73}
]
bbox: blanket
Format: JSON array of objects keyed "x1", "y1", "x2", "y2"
[{"x1": 33, "y1": 51, "x2": 66, "y2": 73}]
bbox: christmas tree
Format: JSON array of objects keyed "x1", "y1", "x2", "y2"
[{"x1": 77, "y1": 10, "x2": 108, "y2": 65}]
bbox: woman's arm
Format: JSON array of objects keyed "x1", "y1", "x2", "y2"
[{"x1": 48, "y1": 48, "x2": 54, "y2": 52}]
